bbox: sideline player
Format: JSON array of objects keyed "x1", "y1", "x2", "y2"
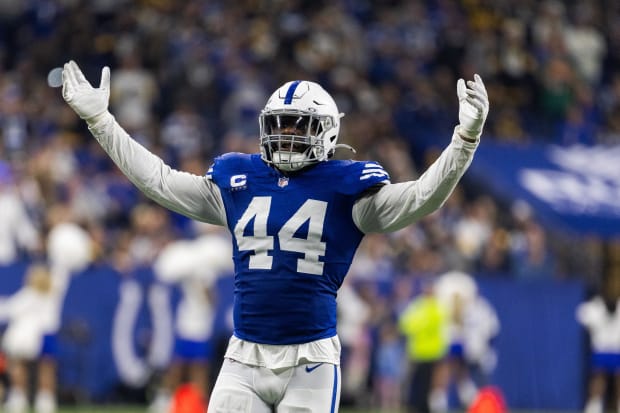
[{"x1": 61, "y1": 60, "x2": 488, "y2": 412}]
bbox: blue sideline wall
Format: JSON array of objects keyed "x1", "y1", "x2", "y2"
[
  {"x1": 0, "y1": 262, "x2": 586, "y2": 409},
  {"x1": 477, "y1": 277, "x2": 586, "y2": 411}
]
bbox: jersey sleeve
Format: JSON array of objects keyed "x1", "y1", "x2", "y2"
[
  {"x1": 352, "y1": 129, "x2": 478, "y2": 233},
  {"x1": 87, "y1": 112, "x2": 227, "y2": 226},
  {"x1": 340, "y1": 160, "x2": 391, "y2": 196}
]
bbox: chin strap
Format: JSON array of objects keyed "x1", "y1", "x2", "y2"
[{"x1": 334, "y1": 143, "x2": 357, "y2": 154}]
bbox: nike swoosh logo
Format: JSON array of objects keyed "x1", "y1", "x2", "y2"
[
  {"x1": 304, "y1": 363, "x2": 323, "y2": 373},
  {"x1": 312, "y1": 100, "x2": 325, "y2": 105}
]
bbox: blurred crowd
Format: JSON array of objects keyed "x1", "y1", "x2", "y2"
[
  {"x1": 0, "y1": 0, "x2": 616, "y2": 290},
  {"x1": 0, "y1": 0, "x2": 618, "y2": 409}
]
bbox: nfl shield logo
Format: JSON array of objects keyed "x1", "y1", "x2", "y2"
[{"x1": 278, "y1": 177, "x2": 289, "y2": 187}]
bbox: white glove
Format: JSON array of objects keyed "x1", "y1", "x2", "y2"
[
  {"x1": 457, "y1": 74, "x2": 489, "y2": 140},
  {"x1": 62, "y1": 60, "x2": 110, "y2": 123}
]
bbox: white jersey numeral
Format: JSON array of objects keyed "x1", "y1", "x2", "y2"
[
  {"x1": 279, "y1": 199, "x2": 327, "y2": 275},
  {"x1": 234, "y1": 197, "x2": 328, "y2": 275},
  {"x1": 234, "y1": 196, "x2": 274, "y2": 269}
]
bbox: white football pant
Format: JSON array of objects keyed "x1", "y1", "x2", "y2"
[{"x1": 209, "y1": 358, "x2": 341, "y2": 412}]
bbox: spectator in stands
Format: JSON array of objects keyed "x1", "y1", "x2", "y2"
[
  {"x1": 109, "y1": 52, "x2": 158, "y2": 135},
  {"x1": 0, "y1": 162, "x2": 40, "y2": 265},
  {"x1": 510, "y1": 218, "x2": 556, "y2": 280},
  {"x1": 563, "y1": 3, "x2": 607, "y2": 87},
  {"x1": 453, "y1": 196, "x2": 496, "y2": 269},
  {"x1": 160, "y1": 101, "x2": 212, "y2": 164},
  {"x1": 373, "y1": 318, "x2": 406, "y2": 411}
]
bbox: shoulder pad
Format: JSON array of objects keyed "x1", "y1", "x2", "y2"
[{"x1": 206, "y1": 152, "x2": 255, "y2": 188}]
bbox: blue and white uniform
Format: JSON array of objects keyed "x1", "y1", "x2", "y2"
[
  {"x1": 209, "y1": 153, "x2": 388, "y2": 345},
  {"x1": 87, "y1": 112, "x2": 478, "y2": 412},
  {"x1": 577, "y1": 296, "x2": 620, "y2": 371}
]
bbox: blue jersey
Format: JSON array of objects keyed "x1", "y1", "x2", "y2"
[{"x1": 208, "y1": 153, "x2": 389, "y2": 345}]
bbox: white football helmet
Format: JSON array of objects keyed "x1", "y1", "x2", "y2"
[{"x1": 259, "y1": 80, "x2": 344, "y2": 171}]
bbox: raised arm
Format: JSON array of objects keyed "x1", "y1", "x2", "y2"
[
  {"x1": 353, "y1": 75, "x2": 489, "y2": 233},
  {"x1": 61, "y1": 61, "x2": 226, "y2": 226}
]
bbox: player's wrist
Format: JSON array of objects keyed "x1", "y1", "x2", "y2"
[
  {"x1": 456, "y1": 125, "x2": 480, "y2": 142},
  {"x1": 85, "y1": 110, "x2": 112, "y2": 127}
]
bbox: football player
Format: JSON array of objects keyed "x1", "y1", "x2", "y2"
[{"x1": 61, "y1": 60, "x2": 489, "y2": 413}]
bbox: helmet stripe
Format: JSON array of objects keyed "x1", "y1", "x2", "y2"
[{"x1": 283, "y1": 80, "x2": 301, "y2": 104}]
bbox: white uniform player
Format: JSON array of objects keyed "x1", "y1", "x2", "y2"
[
  {"x1": 149, "y1": 228, "x2": 233, "y2": 412},
  {"x1": 435, "y1": 271, "x2": 500, "y2": 408},
  {"x1": 0, "y1": 222, "x2": 92, "y2": 413},
  {"x1": 577, "y1": 289, "x2": 620, "y2": 413},
  {"x1": 61, "y1": 60, "x2": 489, "y2": 412}
]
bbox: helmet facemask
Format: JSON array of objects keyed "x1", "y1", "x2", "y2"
[{"x1": 260, "y1": 109, "x2": 336, "y2": 172}]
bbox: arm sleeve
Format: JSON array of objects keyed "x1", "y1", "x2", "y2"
[
  {"x1": 87, "y1": 112, "x2": 227, "y2": 226},
  {"x1": 353, "y1": 127, "x2": 478, "y2": 233}
]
